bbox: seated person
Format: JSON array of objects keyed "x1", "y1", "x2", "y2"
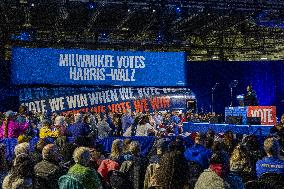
[
  {"x1": 66, "y1": 147, "x2": 102, "y2": 189},
  {"x1": 184, "y1": 133, "x2": 212, "y2": 169},
  {"x1": 34, "y1": 144, "x2": 65, "y2": 189},
  {"x1": 256, "y1": 137, "x2": 284, "y2": 177}
]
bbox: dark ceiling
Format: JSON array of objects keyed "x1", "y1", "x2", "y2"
[{"x1": 1, "y1": 0, "x2": 284, "y2": 60}]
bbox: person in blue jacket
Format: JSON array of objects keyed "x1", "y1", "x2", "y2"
[
  {"x1": 121, "y1": 109, "x2": 134, "y2": 133},
  {"x1": 67, "y1": 113, "x2": 90, "y2": 138},
  {"x1": 256, "y1": 137, "x2": 284, "y2": 177},
  {"x1": 184, "y1": 133, "x2": 212, "y2": 169}
]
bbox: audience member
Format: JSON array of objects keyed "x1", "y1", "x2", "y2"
[
  {"x1": 67, "y1": 113, "x2": 90, "y2": 138},
  {"x1": 230, "y1": 144, "x2": 254, "y2": 182},
  {"x1": 195, "y1": 150, "x2": 244, "y2": 189},
  {"x1": 39, "y1": 119, "x2": 59, "y2": 139},
  {"x1": 64, "y1": 147, "x2": 102, "y2": 189},
  {"x1": 54, "y1": 116, "x2": 67, "y2": 137},
  {"x1": 2, "y1": 153, "x2": 34, "y2": 189},
  {"x1": 14, "y1": 142, "x2": 30, "y2": 157},
  {"x1": 34, "y1": 144, "x2": 65, "y2": 189},
  {"x1": 109, "y1": 139, "x2": 125, "y2": 165},
  {"x1": 120, "y1": 141, "x2": 148, "y2": 189},
  {"x1": 121, "y1": 109, "x2": 134, "y2": 133},
  {"x1": 184, "y1": 133, "x2": 212, "y2": 169},
  {"x1": 151, "y1": 146, "x2": 190, "y2": 189},
  {"x1": 135, "y1": 115, "x2": 156, "y2": 136},
  {"x1": 97, "y1": 114, "x2": 112, "y2": 139},
  {"x1": 144, "y1": 138, "x2": 168, "y2": 189},
  {"x1": 0, "y1": 144, "x2": 8, "y2": 185},
  {"x1": 256, "y1": 137, "x2": 284, "y2": 177},
  {"x1": 0, "y1": 111, "x2": 29, "y2": 139}
]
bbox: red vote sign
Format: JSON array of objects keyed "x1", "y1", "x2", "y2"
[{"x1": 247, "y1": 106, "x2": 276, "y2": 125}]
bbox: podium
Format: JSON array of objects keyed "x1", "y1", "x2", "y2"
[
  {"x1": 225, "y1": 106, "x2": 248, "y2": 124},
  {"x1": 225, "y1": 106, "x2": 276, "y2": 125}
]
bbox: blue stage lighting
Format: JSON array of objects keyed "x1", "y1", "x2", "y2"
[
  {"x1": 176, "y1": 6, "x2": 182, "y2": 14},
  {"x1": 11, "y1": 31, "x2": 33, "y2": 41},
  {"x1": 88, "y1": 2, "x2": 96, "y2": 10}
]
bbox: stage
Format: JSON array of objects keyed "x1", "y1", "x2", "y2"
[{"x1": 183, "y1": 122, "x2": 273, "y2": 136}]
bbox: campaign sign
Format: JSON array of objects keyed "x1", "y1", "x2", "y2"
[
  {"x1": 19, "y1": 87, "x2": 195, "y2": 114},
  {"x1": 11, "y1": 47, "x2": 187, "y2": 86},
  {"x1": 247, "y1": 106, "x2": 276, "y2": 125}
]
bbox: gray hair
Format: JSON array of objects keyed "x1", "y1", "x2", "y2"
[
  {"x1": 14, "y1": 142, "x2": 30, "y2": 157},
  {"x1": 54, "y1": 116, "x2": 65, "y2": 126},
  {"x1": 74, "y1": 113, "x2": 83, "y2": 123},
  {"x1": 73, "y1": 147, "x2": 90, "y2": 166}
]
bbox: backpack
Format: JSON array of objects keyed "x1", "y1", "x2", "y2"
[{"x1": 97, "y1": 159, "x2": 120, "y2": 180}]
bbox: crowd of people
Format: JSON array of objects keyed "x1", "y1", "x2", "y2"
[
  {"x1": 0, "y1": 106, "x2": 224, "y2": 141},
  {"x1": 0, "y1": 106, "x2": 284, "y2": 188}
]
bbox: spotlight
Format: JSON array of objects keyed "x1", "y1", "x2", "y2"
[
  {"x1": 128, "y1": 9, "x2": 131, "y2": 13},
  {"x1": 176, "y1": 6, "x2": 182, "y2": 14},
  {"x1": 88, "y1": 2, "x2": 96, "y2": 10},
  {"x1": 11, "y1": 31, "x2": 33, "y2": 41},
  {"x1": 152, "y1": 9, "x2": 156, "y2": 13}
]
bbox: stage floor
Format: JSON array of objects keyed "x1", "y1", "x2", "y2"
[{"x1": 183, "y1": 122, "x2": 273, "y2": 136}]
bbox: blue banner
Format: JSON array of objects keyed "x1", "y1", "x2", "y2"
[
  {"x1": 11, "y1": 47, "x2": 187, "y2": 86},
  {"x1": 19, "y1": 87, "x2": 196, "y2": 114}
]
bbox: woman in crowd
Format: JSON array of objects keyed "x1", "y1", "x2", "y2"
[
  {"x1": 120, "y1": 141, "x2": 148, "y2": 189},
  {"x1": 54, "y1": 116, "x2": 67, "y2": 137},
  {"x1": 150, "y1": 141, "x2": 189, "y2": 189},
  {"x1": 195, "y1": 146, "x2": 244, "y2": 189},
  {"x1": 113, "y1": 113, "x2": 123, "y2": 136},
  {"x1": 97, "y1": 114, "x2": 112, "y2": 139},
  {"x1": 14, "y1": 142, "x2": 30, "y2": 157},
  {"x1": 0, "y1": 111, "x2": 29, "y2": 139},
  {"x1": 122, "y1": 138, "x2": 132, "y2": 155},
  {"x1": 135, "y1": 115, "x2": 156, "y2": 136},
  {"x1": 230, "y1": 144, "x2": 254, "y2": 182},
  {"x1": 2, "y1": 153, "x2": 34, "y2": 189},
  {"x1": 144, "y1": 138, "x2": 168, "y2": 189},
  {"x1": 223, "y1": 130, "x2": 237, "y2": 154},
  {"x1": 108, "y1": 139, "x2": 125, "y2": 165},
  {"x1": 39, "y1": 119, "x2": 59, "y2": 139},
  {"x1": 62, "y1": 147, "x2": 102, "y2": 189}
]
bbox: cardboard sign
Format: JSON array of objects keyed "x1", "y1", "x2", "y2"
[{"x1": 247, "y1": 106, "x2": 276, "y2": 125}]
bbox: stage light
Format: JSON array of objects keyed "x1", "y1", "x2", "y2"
[
  {"x1": 88, "y1": 2, "x2": 96, "y2": 10},
  {"x1": 128, "y1": 9, "x2": 131, "y2": 13},
  {"x1": 11, "y1": 31, "x2": 33, "y2": 41},
  {"x1": 152, "y1": 9, "x2": 156, "y2": 13},
  {"x1": 176, "y1": 6, "x2": 182, "y2": 14}
]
